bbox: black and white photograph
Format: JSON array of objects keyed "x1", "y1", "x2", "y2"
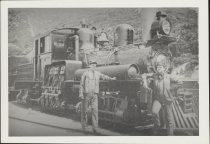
[{"x1": 1, "y1": 0, "x2": 209, "y2": 143}]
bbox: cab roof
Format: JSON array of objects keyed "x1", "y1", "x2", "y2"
[{"x1": 34, "y1": 27, "x2": 79, "y2": 39}]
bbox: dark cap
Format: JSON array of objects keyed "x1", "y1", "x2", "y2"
[{"x1": 156, "y1": 11, "x2": 167, "y2": 17}]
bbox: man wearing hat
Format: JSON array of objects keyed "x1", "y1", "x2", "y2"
[
  {"x1": 79, "y1": 61, "x2": 116, "y2": 133},
  {"x1": 156, "y1": 11, "x2": 167, "y2": 21},
  {"x1": 142, "y1": 54, "x2": 180, "y2": 135},
  {"x1": 151, "y1": 55, "x2": 174, "y2": 135}
]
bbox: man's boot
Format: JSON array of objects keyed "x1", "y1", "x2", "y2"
[
  {"x1": 167, "y1": 125, "x2": 174, "y2": 136},
  {"x1": 153, "y1": 125, "x2": 161, "y2": 136}
]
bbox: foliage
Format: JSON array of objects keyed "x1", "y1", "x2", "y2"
[
  {"x1": 172, "y1": 53, "x2": 198, "y2": 67},
  {"x1": 8, "y1": 9, "x2": 33, "y2": 56},
  {"x1": 166, "y1": 9, "x2": 198, "y2": 55}
]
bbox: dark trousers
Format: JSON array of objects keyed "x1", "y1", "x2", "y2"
[{"x1": 152, "y1": 100, "x2": 174, "y2": 135}]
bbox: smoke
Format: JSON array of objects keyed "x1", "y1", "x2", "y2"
[
  {"x1": 171, "y1": 60, "x2": 199, "y2": 81},
  {"x1": 139, "y1": 8, "x2": 158, "y2": 42}
]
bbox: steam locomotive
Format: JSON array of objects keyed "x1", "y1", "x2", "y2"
[{"x1": 9, "y1": 16, "x2": 199, "y2": 134}]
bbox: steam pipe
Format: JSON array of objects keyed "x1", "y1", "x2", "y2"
[{"x1": 105, "y1": 48, "x2": 119, "y2": 66}]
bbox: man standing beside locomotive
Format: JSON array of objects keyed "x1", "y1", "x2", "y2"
[
  {"x1": 142, "y1": 55, "x2": 180, "y2": 136},
  {"x1": 79, "y1": 61, "x2": 116, "y2": 134}
]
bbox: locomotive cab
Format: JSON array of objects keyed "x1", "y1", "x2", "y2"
[{"x1": 34, "y1": 28, "x2": 80, "y2": 81}]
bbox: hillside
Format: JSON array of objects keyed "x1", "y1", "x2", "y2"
[{"x1": 8, "y1": 8, "x2": 198, "y2": 59}]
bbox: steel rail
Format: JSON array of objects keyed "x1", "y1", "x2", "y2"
[{"x1": 9, "y1": 116, "x2": 95, "y2": 135}]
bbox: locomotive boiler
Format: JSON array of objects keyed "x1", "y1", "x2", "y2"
[{"x1": 9, "y1": 15, "x2": 199, "y2": 134}]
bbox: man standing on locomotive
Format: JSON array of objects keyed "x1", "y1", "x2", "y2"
[
  {"x1": 142, "y1": 55, "x2": 180, "y2": 135},
  {"x1": 79, "y1": 61, "x2": 116, "y2": 133}
]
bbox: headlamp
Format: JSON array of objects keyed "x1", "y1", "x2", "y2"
[{"x1": 161, "y1": 19, "x2": 171, "y2": 35}]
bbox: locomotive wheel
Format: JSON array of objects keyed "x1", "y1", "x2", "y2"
[
  {"x1": 16, "y1": 90, "x2": 22, "y2": 102},
  {"x1": 22, "y1": 90, "x2": 29, "y2": 104},
  {"x1": 48, "y1": 96, "x2": 52, "y2": 109},
  {"x1": 75, "y1": 101, "x2": 81, "y2": 113},
  {"x1": 44, "y1": 95, "x2": 50, "y2": 109},
  {"x1": 54, "y1": 98, "x2": 60, "y2": 110},
  {"x1": 60, "y1": 100, "x2": 66, "y2": 110},
  {"x1": 16, "y1": 89, "x2": 29, "y2": 103},
  {"x1": 47, "y1": 96, "x2": 52, "y2": 111},
  {"x1": 49, "y1": 97, "x2": 56, "y2": 110},
  {"x1": 40, "y1": 96, "x2": 46, "y2": 109},
  {"x1": 53, "y1": 98, "x2": 58, "y2": 110}
]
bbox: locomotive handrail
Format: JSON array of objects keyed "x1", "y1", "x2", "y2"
[{"x1": 105, "y1": 48, "x2": 119, "y2": 66}]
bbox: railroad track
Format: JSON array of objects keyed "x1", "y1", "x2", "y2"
[
  {"x1": 9, "y1": 116, "x2": 95, "y2": 135},
  {"x1": 9, "y1": 102, "x2": 124, "y2": 136},
  {"x1": 10, "y1": 100, "x2": 198, "y2": 136}
]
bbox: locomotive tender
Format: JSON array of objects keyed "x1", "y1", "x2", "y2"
[{"x1": 9, "y1": 17, "x2": 199, "y2": 134}]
